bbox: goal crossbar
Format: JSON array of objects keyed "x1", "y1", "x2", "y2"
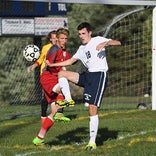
[{"x1": 15, "y1": 0, "x2": 156, "y2": 6}]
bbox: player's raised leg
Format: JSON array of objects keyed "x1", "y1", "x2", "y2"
[{"x1": 55, "y1": 71, "x2": 79, "y2": 108}]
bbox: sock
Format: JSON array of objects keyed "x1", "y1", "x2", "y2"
[
  {"x1": 41, "y1": 117, "x2": 46, "y2": 125},
  {"x1": 59, "y1": 77, "x2": 72, "y2": 99},
  {"x1": 38, "y1": 116, "x2": 54, "y2": 139},
  {"x1": 41, "y1": 95, "x2": 48, "y2": 117},
  {"x1": 89, "y1": 115, "x2": 99, "y2": 144},
  {"x1": 56, "y1": 94, "x2": 64, "y2": 101}
]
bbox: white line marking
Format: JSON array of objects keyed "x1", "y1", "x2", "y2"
[
  {"x1": 118, "y1": 129, "x2": 156, "y2": 140},
  {"x1": 15, "y1": 151, "x2": 42, "y2": 156}
]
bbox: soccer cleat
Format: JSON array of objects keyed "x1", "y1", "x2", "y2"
[
  {"x1": 53, "y1": 112, "x2": 70, "y2": 122},
  {"x1": 55, "y1": 99, "x2": 75, "y2": 108},
  {"x1": 33, "y1": 137, "x2": 45, "y2": 146},
  {"x1": 85, "y1": 142, "x2": 96, "y2": 150}
]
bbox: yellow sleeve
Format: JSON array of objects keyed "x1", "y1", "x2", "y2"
[
  {"x1": 36, "y1": 43, "x2": 51, "y2": 65},
  {"x1": 35, "y1": 43, "x2": 52, "y2": 74}
]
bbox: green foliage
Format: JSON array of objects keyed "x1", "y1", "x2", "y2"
[{"x1": 67, "y1": 4, "x2": 138, "y2": 50}]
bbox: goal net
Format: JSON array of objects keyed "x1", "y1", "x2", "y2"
[{"x1": 100, "y1": 7, "x2": 153, "y2": 110}]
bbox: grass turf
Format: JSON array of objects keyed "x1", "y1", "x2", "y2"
[{"x1": 0, "y1": 104, "x2": 156, "y2": 156}]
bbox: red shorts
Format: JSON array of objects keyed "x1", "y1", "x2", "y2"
[{"x1": 40, "y1": 71, "x2": 63, "y2": 103}]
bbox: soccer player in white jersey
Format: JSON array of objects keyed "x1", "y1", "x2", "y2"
[{"x1": 46, "y1": 22, "x2": 121, "y2": 150}]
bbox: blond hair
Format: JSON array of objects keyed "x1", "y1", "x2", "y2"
[{"x1": 56, "y1": 28, "x2": 69, "y2": 38}]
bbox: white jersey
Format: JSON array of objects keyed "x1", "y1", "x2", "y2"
[{"x1": 73, "y1": 36, "x2": 111, "y2": 72}]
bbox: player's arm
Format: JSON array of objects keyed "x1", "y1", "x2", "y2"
[
  {"x1": 27, "y1": 62, "x2": 39, "y2": 73},
  {"x1": 46, "y1": 57, "x2": 77, "y2": 67},
  {"x1": 96, "y1": 39, "x2": 121, "y2": 51}
]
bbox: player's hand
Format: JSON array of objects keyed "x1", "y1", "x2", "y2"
[
  {"x1": 45, "y1": 60, "x2": 52, "y2": 67},
  {"x1": 27, "y1": 65, "x2": 33, "y2": 73},
  {"x1": 27, "y1": 63, "x2": 38, "y2": 73}
]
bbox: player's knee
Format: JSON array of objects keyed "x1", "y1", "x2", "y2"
[
  {"x1": 89, "y1": 104, "x2": 98, "y2": 116},
  {"x1": 58, "y1": 71, "x2": 66, "y2": 78}
]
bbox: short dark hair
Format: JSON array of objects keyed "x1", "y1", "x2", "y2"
[{"x1": 77, "y1": 22, "x2": 92, "y2": 32}]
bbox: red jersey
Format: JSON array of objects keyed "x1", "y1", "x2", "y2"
[
  {"x1": 40, "y1": 45, "x2": 71, "y2": 103},
  {"x1": 43, "y1": 45, "x2": 71, "y2": 75}
]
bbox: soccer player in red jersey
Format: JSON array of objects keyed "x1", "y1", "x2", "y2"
[{"x1": 33, "y1": 28, "x2": 74, "y2": 145}]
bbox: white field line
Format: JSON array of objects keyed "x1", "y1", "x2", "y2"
[
  {"x1": 15, "y1": 149, "x2": 53, "y2": 156},
  {"x1": 15, "y1": 151, "x2": 42, "y2": 156},
  {"x1": 117, "y1": 129, "x2": 156, "y2": 140}
]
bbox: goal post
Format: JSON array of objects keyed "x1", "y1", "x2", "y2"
[{"x1": 152, "y1": 7, "x2": 156, "y2": 110}]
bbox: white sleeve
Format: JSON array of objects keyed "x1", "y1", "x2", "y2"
[
  {"x1": 72, "y1": 46, "x2": 83, "y2": 60},
  {"x1": 96, "y1": 36, "x2": 111, "y2": 42}
]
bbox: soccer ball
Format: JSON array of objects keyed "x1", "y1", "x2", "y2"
[
  {"x1": 137, "y1": 103, "x2": 148, "y2": 110},
  {"x1": 23, "y1": 44, "x2": 40, "y2": 62},
  {"x1": 84, "y1": 102, "x2": 89, "y2": 107}
]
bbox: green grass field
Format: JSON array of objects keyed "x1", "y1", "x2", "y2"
[{"x1": 0, "y1": 104, "x2": 156, "y2": 156}]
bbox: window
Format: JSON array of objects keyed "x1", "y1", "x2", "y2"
[
  {"x1": 23, "y1": 1, "x2": 34, "y2": 12},
  {"x1": 0, "y1": 0, "x2": 12, "y2": 12}
]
